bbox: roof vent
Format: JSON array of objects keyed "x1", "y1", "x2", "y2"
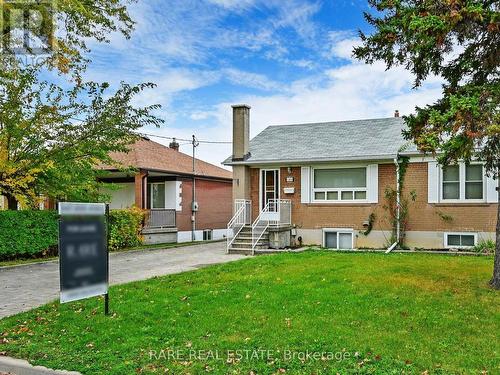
[{"x1": 394, "y1": 110, "x2": 400, "y2": 118}]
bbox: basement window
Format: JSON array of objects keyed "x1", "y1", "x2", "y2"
[
  {"x1": 444, "y1": 232, "x2": 477, "y2": 248},
  {"x1": 203, "y1": 229, "x2": 213, "y2": 241},
  {"x1": 323, "y1": 229, "x2": 353, "y2": 249}
]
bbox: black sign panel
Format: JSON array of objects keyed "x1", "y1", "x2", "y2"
[{"x1": 59, "y1": 217, "x2": 108, "y2": 303}]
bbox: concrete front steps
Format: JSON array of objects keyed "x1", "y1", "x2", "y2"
[{"x1": 228, "y1": 226, "x2": 270, "y2": 255}]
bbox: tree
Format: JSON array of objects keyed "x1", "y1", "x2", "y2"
[
  {"x1": 0, "y1": 1, "x2": 164, "y2": 208},
  {"x1": 0, "y1": 65, "x2": 162, "y2": 208},
  {"x1": 1, "y1": 0, "x2": 135, "y2": 75},
  {"x1": 354, "y1": 0, "x2": 499, "y2": 288}
]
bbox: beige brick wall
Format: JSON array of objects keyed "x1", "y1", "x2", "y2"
[
  {"x1": 249, "y1": 162, "x2": 497, "y2": 235},
  {"x1": 403, "y1": 162, "x2": 497, "y2": 232}
]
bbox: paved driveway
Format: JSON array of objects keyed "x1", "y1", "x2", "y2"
[{"x1": 0, "y1": 242, "x2": 246, "y2": 319}]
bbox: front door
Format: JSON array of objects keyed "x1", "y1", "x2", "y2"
[{"x1": 260, "y1": 169, "x2": 280, "y2": 220}]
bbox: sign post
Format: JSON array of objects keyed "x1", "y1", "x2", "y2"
[{"x1": 58, "y1": 202, "x2": 110, "y2": 315}]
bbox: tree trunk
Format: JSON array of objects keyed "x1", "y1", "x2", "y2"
[
  {"x1": 490, "y1": 179, "x2": 500, "y2": 289},
  {"x1": 5, "y1": 193, "x2": 18, "y2": 210}
]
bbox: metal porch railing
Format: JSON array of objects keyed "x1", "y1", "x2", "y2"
[
  {"x1": 226, "y1": 199, "x2": 252, "y2": 253},
  {"x1": 145, "y1": 209, "x2": 176, "y2": 228}
]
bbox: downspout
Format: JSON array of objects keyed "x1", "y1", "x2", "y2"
[
  {"x1": 386, "y1": 155, "x2": 400, "y2": 253},
  {"x1": 142, "y1": 171, "x2": 148, "y2": 209}
]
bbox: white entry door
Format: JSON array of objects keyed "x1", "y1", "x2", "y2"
[{"x1": 260, "y1": 169, "x2": 280, "y2": 221}]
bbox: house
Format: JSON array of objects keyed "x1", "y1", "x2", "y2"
[
  {"x1": 223, "y1": 104, "x2": 498, "y2": 254},
  {"x1": 99, "y1": 137, "x2": 233, "y2": 244}
]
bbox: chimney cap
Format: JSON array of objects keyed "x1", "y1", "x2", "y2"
[
  {"x1": 231, "y1": 104, "x2": 251, "y2": 109},
  {"x1": 394, "y1": 109, "x2": 400, "y2": 117}
]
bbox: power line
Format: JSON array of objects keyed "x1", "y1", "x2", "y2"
[
  {"x1": 139, "y1": 132, "x2": 231, "y2": 144},
  {"x1": 0, "y1": 97, "x2": 232, "y2": 144}
]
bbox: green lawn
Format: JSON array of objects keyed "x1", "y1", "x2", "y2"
[{"x1": 0, "y1": 252, "x2": 498, "y2": 374}]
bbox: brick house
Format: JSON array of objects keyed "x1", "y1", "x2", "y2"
[
  {"x1": 223, "y1": 104, "x2": 498, "y2": 254},
  {"x1": 99, "y1": 137, "x2": 232, "y2": 244}
]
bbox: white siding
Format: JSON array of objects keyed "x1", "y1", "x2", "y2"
[
  {"x1": 367, "y1": 164, "x2": 378, "y2": 203},
  {"x1": 102, "y1": 183, "x2": 135, "y2": 209},
  {"x1": 164, "y1": 181, "x2": 177, "y2": 209},
  {"x1": 175, "y1": 181, "x2": 182, "y2": 211},
  {"x1": 427, "y1": 161, "x2": 439, "y2": 203},
  {"x1": 486, "y1": 175, "x2": 498, "y2": 203},
  {"x1": 300, "y1": 166, "x2": 310, "y2": 203}
]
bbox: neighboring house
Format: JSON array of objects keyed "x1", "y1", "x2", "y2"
[
  {"x1": 223, "y1": 104, "x2": 498, "y2": 254},
  {"x1": 99, "y1": 137, "x2": 232, "y2": 244}
]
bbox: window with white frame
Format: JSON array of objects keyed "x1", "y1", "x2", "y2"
[
  {"x1": 442, "y1": 163, "x2": 484, "y2": 201},
  {"x1": 444, "y1": 232, "x2": 477, "y2": 248},
  {"x1": 465, "y1": 164, "x2": 483, "y2": 199},
  {"x1": 151, "y1": 182, "x2": 166, "y2": 209},
  {"x1": 323, "y1": 229, "x2": 353, "y2": 249},
  {"x1": 313, "y1": 168, "x2": 367, "y2": 201}
]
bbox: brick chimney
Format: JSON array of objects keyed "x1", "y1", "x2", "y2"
[
  {"x1": 169, "y1": 138, "x2": 179, "y2": 151},
  {"x1": 231, "y1": 104, "x2": 251, "y2": 203},
  {"x1": 394, "y1": 110, "x2": 400, "y2": 118},
  {"x1": 232, "y1": 104, "x2": 251, "y2": 161}
]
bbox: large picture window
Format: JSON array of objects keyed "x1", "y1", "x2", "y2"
[
  {"x1": 313, "y1": 168, "x2": 367, "y2": 201},
  {"x1": 441, "y1": 163, "x2": 483, "y2": 201}
]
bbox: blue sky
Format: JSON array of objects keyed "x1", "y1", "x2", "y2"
[{"x1": 83, "y1": 0, "x2": 443, "y2": 167}]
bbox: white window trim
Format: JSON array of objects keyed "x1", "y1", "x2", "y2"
[
  {"x1": 312, "y1": 166, "x2": 368, "y2": 204},
  {"x1": 322, "y1": 228, "x2": 354, "y2": 249},
  {"x1": 258, "y1": 169, "x2": 280, "y2": 211},
  {"x1": 443, "y1": 232, "x2": 478, "y2": 249},
  {"x1": 439, "y1": 162, "x2": 486, "y2": 203},
  {"x1": 150, "y1": 182, "x2": 167, "y2": 209}
]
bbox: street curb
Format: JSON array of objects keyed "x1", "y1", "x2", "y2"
[{"x1": 0, "y1": 356, "x2": 81, "y2": 375}]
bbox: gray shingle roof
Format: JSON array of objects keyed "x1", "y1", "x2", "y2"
[{"x1": 224, "y1": 117, "x2": 418, "y2": 165}]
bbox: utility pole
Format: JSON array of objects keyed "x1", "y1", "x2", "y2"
[{"x1": 191, "y1": 135, "x2": 199, "y2": 241}]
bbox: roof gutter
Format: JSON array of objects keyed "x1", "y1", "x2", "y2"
[{"x1": 224, "y1": 154, "x2": 399, "y2": 166}]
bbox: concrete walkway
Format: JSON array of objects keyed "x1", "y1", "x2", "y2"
[
  {"x1": 0, "y1": 242, "x2": 246, "y2": 319},
  {"x1": 0, "y1": 356, "x2": 81, "y2": 375}
]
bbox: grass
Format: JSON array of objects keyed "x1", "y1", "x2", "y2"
[
  {"x1": 0, "y1": 251, "x2": 498, "y2": 374},
  {"x1": 0, "y1": 240, "x2": 222, "y2": 267}
]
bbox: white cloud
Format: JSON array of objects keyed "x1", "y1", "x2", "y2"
[
  {"x1": 190, "y1": 111, "x2": 211, "y2": 121},
  {"x1": 82, "y1": 3, "x2": 446, "y2": 170},
  {"x1": 326, "y1": 30, "x2": 361, "y2": 60},
  {"x1": 223, "y1": 68, "x2": 281, "y2": 91},
  {"x1": 206, "y1": 0, "x2": 257, "y2": 10},
  {"x1": 160, "y1": 56, "x2": 444, "y2": 168}
]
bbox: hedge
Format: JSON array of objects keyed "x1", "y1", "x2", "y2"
[
  {"x1": 0, "y1": 210, "x2": 59, "y2": 260},
  {"x1": 0, "y1": 207, "x2": 145, "y2": 260},
  {"x1": 108, "y1": 207, "x2": 145, "y2": 251}
]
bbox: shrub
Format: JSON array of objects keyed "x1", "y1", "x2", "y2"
[
  {"x1": 108, "y1": 207, "x2": 145, "y2": 251},
  {"x1": 0, "y1": 210, "x2": 59, "y2": 260},
  {"x1": 472, "y1": 239, "x2": 495, "y2": 255},
  {"x1": 0, "y1": 207, "x2": 145, "y2": 260}
]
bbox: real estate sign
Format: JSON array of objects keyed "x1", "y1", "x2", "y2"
[{"x1": 58, "y1": 202, "x2": 108, "y2": 304}]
